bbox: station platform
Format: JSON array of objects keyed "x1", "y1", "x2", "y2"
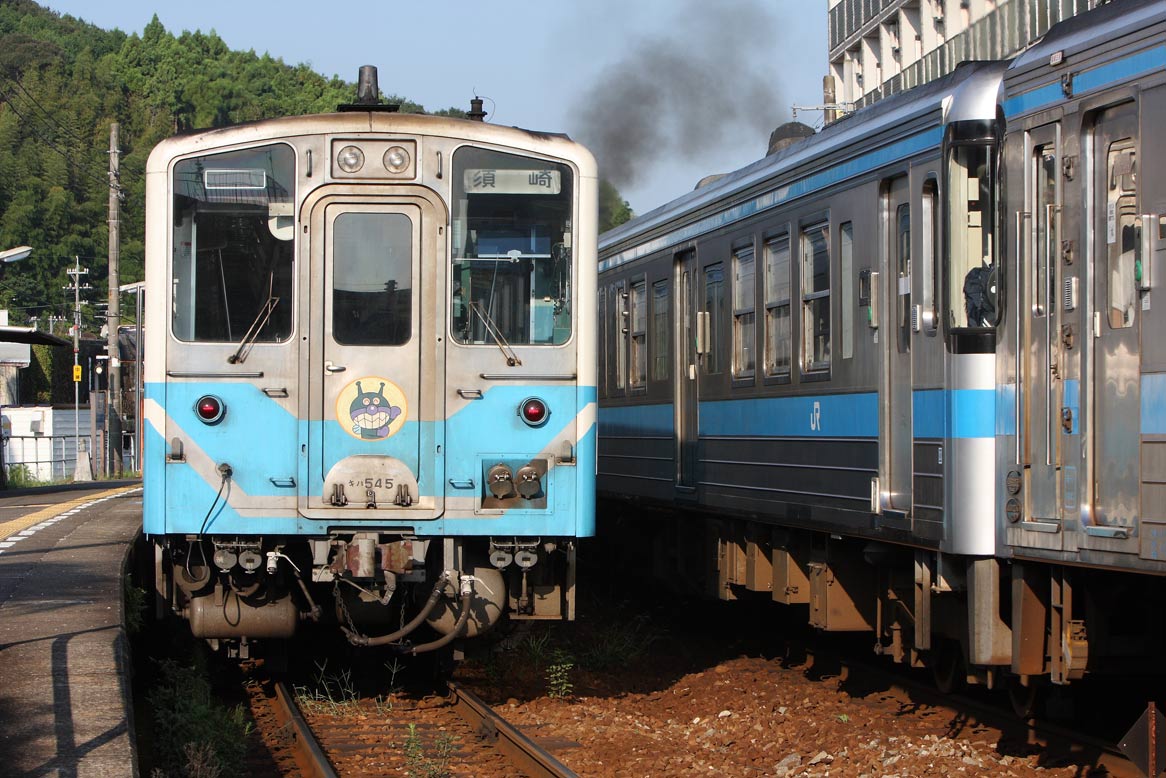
[{"x1": 0, "y1": 482, "x2": 143, "y2": 777}]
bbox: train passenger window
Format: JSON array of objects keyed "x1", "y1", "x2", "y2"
[
  {"x1": 703, "y1": 264, "x2": 725, "y2": 375},
  {"x1": 171, "y1": 144, "x2": 295, "y2": 343},
  {"x1": 651, "y1": 280, "x2": 669, "y2": 381},
  {"x1": 946, "y1": 144, "x2": 997, "y2": 329},
  {"x1": 801, "y1": 221, "x2": 831, "y2": 372},
  {"x1": 1107, "y1": 141, "x2": 1138, "y2": 329},
  {"x1": 450, "y1": 147, "x2": 574, "y2": 346},
  {"x1": 332, "y1": 212, "x2": 412, "y2": 346},
  {"x1": 630, "y1": 280, "x2": 647, "y2": 389},
  {"x1": 732, "y1": 247, "x2": 756, "y2": 379},
  {"x1": 764, "y1": 234, "x2": 791, "y2": 378}
]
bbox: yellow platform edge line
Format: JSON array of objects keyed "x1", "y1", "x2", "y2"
[{"x1": 0, "y1": 485, "x2": 142, "y2": 540}]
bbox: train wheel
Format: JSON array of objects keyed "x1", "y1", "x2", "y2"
[
  {"x1": 930, "y1": 639, "x2": 965, "y2": 694},
  {"x1": 1007, "y1": 676, "x2": 1040, "y2": 718}
]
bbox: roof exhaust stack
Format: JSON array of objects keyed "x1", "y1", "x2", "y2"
[
  {"x1": 467, "y1": 97, "x2": 487, "y2": 122},
  {"x1": 338, "y1": 65, "x2": 400, "y2": 113},
  {"x1": 355, "y1": 66, "x2": 379, "y2": 105}
]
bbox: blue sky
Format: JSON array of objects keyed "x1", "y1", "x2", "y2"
[{"x1": 42, "y1": 1, "x2": 828, "y2": 216}]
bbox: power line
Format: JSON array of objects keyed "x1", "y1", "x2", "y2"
[
  {"x1": 1, "y1": 75, "x2": 92, "y2": 148},
  {"x1": 0, "y1": 92, "x2": 120, "y2": 193}
]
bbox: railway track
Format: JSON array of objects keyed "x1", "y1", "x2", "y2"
[{"x1": 264, "y1": 677, "x2": 577, "y2": 777}]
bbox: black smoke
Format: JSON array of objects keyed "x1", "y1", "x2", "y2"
[{"x1": 571, "y1": 0, "x2": 786, "y2": 191}]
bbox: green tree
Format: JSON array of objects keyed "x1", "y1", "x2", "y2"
[{"x1": 598, "y1": 178, "x2": 634, "y2": 233}]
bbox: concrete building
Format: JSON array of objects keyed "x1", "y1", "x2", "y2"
[{"x1": 827, "y1": 0, "x2": 1106, "y2": 111}]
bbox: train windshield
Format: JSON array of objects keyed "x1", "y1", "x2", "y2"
[
  {"x1": 171, "y1": 144, "x2": 295, "y2": 342},
  {"x1": 946, "y1": 142, "x2": 997, "y2": 331},
  {"x1": 450, "y1": 147, "x2": 574, "y2": 346}
]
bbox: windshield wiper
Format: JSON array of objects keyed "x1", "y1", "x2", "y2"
[
  {"x1": 469, "y1": 300, "x2": 522, "y2": 367},
  {"x1": 228, "y1": 295, "x2": 280, "y2": 364}
]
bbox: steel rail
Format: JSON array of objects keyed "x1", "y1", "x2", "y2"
[
  {"x1": 271, "y1": 680, "x2": 339, "y2": 778},
  {"x1": 447, "y1": 680, "x2": 578, "y2": 778}
]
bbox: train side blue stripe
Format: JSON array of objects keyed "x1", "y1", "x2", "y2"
[
  {"x1": 600, "y1": 128, "x2": 942, "y2": 274},
  {"x1": 950, "y1": 388, "x2": 995, "y2": 440},
  {"x1": 1004, "y1": 44, "x2": 1166, "y2": 117},
  {"x1": 1143, "y1": 373, "x2": 1166, "y2": 435},
  {"x1": 600, "y1": 389, "x2": 994, "y2": 440}
]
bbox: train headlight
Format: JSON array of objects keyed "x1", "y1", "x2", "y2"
[
  {"x1": 195, "y1": 395, "x2": 226, "y2": 425},
  {"x1": 337, "y1": 145, "x2": 365, "y2": 173},
  {"x1": 518, "y1": 397, "x2": 549, "y2": 427},
  {"x1": 383, "y1": 145, "x2": 411, "y2": 173}
]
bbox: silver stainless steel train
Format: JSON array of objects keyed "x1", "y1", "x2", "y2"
[
  {"x1": 143, "y1": 68, "x2": 598, "y2": 658},
  {"x1": 597, "y1": 0, "x2": 1166, "y2": 709}
]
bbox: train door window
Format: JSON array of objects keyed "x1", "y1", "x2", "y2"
[
  {"x1": 611, "y1": 282, "x2": 626, "y2": 392},
  {"x1": 801, "y1": 220, "x2": 831, "y2": 373},
  {"x1": 764, "y1": 233, "x2": 791, "y2": 378},
  {"x1": 945, "y1": 143, "x2": 997, "y2": 329},
  {"x1": 703, "y1": 263, "x2": 725, "y2": 375},
  {"x1": 598, "y1": 287, "x2": 607, "y2": 398},
  {"x1": 840, "y1": 222, "x2": 854, "y2": 360},
  {"x1": 171, "y1": 143, "x2": 295, "y2": 342},
  {"x1": 450, "y1": 147, "x2": 574, "y2": 345},
  {"x1": 1107, "y1": 140, "x2": 1138, "y2": 329},
  {"x1": 651, "y1": 280, "x2": 669, "y2": 382},
  {"x1": 896, "y1": 203, "x2": 911, "y2": 353},
  {"x1": 732, "y1": 246, "x2": 756, "y2": 379},
  {"x1": 920, "y1": 180, "x2": 938, "y2": 335},
  {"x1": 630, "y1": 279, "x2": 647, "y2": 389},
  {"x1": 332, "y1": 212, "x2": 412, "y2": 345}
]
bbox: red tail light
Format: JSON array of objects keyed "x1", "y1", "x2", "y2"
[
  {"x1": 519, "y1": 397, "x2": 549, "y2": 427},
  {"x1": 195, "y1": 395, "x2": 225, "y2": 424}
]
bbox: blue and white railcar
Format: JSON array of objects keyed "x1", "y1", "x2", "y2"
[
  {"x1": 598, "y1": 0, "x2": 1166, "y2": 709},
  {"x1": 143, "y1": 69, "x2": 597, "y2": 656}
]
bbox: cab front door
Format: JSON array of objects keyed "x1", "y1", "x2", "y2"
[{"x1": 302, "y1": 191, "x2": 444, "y2": 521}]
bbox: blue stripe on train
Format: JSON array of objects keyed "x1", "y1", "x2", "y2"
[
  {"x1": 145, "y1": 381, "x2": 597, "y2": 535},
  {"x1": 599, "y1": 388, "x2": 996, "y2": 440},
  {"x1": 1004, "y1": 44, "x2": 1166, "y2": 117}
]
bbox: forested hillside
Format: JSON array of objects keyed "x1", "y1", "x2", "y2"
[{"x1": 0, "y1": 1, "x2": 630, "y2": 335}]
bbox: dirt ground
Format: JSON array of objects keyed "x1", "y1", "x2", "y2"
[{"x1": 455, "y1": 592, "x2": 1116, "y2": 778}]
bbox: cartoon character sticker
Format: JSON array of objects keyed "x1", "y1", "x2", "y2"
[{"x1": 336, "y1": 377, "x2": 407, "y2": 440}]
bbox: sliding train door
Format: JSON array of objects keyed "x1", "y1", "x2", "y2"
[
  {"x1": 674, "y1": 250, "x2": 699, "y2": 494},
  {"x1": 1015, "y1": 122, "x2": 1066, "y2": 547},
  {"x1": 879, "y1": 176, "x2": 913, "y2": 520},
  {"x1": 1087, "y1": 102, "x2": 1141, "y2": 551}
]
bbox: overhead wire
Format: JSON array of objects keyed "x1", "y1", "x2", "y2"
[{"x1": 0, "y1": 71, "x2": 132, "y2": 194}]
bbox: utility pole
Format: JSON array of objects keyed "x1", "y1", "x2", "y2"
[
  {"x1": 107, "y1": 122, "x2": 123, "y2": 476},
  {"x1": 65, "y1": 258, "x2": 90, "y2": 481}
]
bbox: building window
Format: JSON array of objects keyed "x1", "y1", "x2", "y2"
[
  {"x1": 630, "y1": 279, "x2": 647, "y2": 388},
  {"x1": 801, "y1": 221, "x2": 831, "y2": 372},
  {"x1": 764, "y1": 234, "x2": 791, "y2": 378},
  {"x1": 732, "y1": 246, "x2": 756, "y2": 379},
  {"x1": 651, "y1": 280, "x2": 669, "y2": 382}
]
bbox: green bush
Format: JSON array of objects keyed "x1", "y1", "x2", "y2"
[{"x1": 146, "y1": 658, "x2": 252, "y2": 777}]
